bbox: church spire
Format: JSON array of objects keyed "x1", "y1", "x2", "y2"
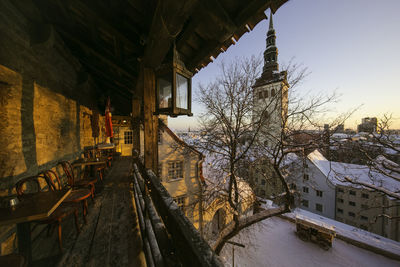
[
  {"x1": 269, "y1": 10, "x2": 274, "y2": 30},
  {"x1": 262, "y1": 11, "x2": 279, "y2": 76}
]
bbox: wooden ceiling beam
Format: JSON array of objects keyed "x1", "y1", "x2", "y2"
[
  {"x1": 176, "y1": 16, "x2": 201, "y2": 51},
  {"x1": 235, "y1": 0, "x2": 272, "y2": 26},
  {"x1": 66, "y1": 0, "x2": 143, "y2": 53},
  {"x1": 81, "y1": 62, "x2": 136, "y2": 95},
  {"x1": 58, "y1": 29, "x2": 137, "y2": 81},
  {"x1": 187, "y1": 40, "x2": 219, "y2": 71},
  {"x1": 142, "y1": 0, "x2": 198, "y2": 68},
  {"x1": 95, "y1": 78, "x2": 133, "y2": 99},
  {"x1": 203, "y1": 0, "x2": 236, "y2": 33}
]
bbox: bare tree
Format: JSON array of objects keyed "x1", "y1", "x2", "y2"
[
  {"x1": 195, "y1": 56, "x2": 347, "y2": 254},
  {"x1": 340, "y1": 114, "x2": 400, "y2": 200}
]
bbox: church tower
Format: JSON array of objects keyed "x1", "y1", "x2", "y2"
[{"x1": 253, "y1": 11, "x2": 289, "y2": 148}]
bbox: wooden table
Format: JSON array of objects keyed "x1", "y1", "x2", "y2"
[
  {"x1": 72, "y1": 158, "x2": 107, "y2": 167},
  {"x1": 0, "y1": 189, "x2": 71, "y2": 264},
  {"x1": 73, "y1": 159, "x2": 107, "y2": 178},
  {"x1": 96, "y1": 143, "x2": 115, "y2": 150}
]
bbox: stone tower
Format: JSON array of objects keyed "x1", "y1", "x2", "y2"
[{"x1": 253, "y1": 11, "x2": 289, "y2": 148}]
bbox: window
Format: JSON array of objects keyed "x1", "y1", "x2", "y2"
[
  {"x1": 261, "y1": 179, "x2": 266, "y2": 185},
  {"x1": 301, "y1": 199, "x2": 309, "y2": 207},
  {"x1": 271, "y1": 89, "x2": 276, "y2": 97},
  {"x1": 348, "y1": 211, "x2": 355, "y2": 217},
  {"x1": 316, "y1": 190, "x2": 323, "y2": 197},
  {"x1": 349, "y1": 201, "x2": 356, "y2": 206},
  {"x1": 349, "y1": 190, "x2": 356, "y2": 196},
  {"x1": 337, "y1": 198, "x2": 344, "y2": 203},
  {"x1": 303, "y1": 174, "x2": 309, "y2": 181},
  {"x1": 124, "y1": 130, "x2": 133, "y2": 144},
  {"x1": 173, "y1": 195, "x2": 186, "y2": 212},
  {"x1": 168, "y1": 161, "x2": 183, "y2": 180},
  {"x1": 337, "y1": 208, "x2": 343, "y2": 214},
  {"x1": 158, "y1": 129, "x2": 162, "y2": 144},
  {"x1": 303, "y1": 162, "x2": 308, "y2": 168},
  {"x1": 260, "y1": 190, "x2": 266, "y2": 197},
  {"x1": 290, "y1": 183, "x2": 297, "y2": 190},
  {"x1": 361, "y1": 215, "x2": 368, "y2": 221},
  {"x1": 361, "y1": 193, "x2": 369, "y2": 199},
  {"x1": 361, "y1": 204, "x2": 368, "y2": 209},
  {"x1": 338, "y1": 188, "x2": 344, "y2": 193},
  {"x1": 316, "y1": 203, "x2": 323, "y2": 212},
  {"x1": 264, "y1": 90, "x2": 269, "y2": 98},
  {"x1": 258, "y1": 91, "x2": 264, "y2": 100},
  {"x1": 158, "y1": 163, "x2": 162, "y2": 177},
  {"x1": 303, "y1": 186, "x2": 309, "y2": 193}
]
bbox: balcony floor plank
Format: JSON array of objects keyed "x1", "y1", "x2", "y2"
[{"x1": 30, "y1": 157, "x2": 146, "y2": 267}]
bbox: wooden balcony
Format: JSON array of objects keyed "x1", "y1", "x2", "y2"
[
  {"x1": 25, "y1": 157, "x2": 145, "y2": 266},
  {"x1": 26, "y1": 157, "x2": 222, "y2": 266}
]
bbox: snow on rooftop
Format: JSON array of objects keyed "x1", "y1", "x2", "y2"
[
  {"x1": 307, "y1": 150, "x2": 400, "y2": 193},
  {"x1": 220, "y1": 209, "x2": 400, "y2": 267},
  {"x1": 287, "y1": 209, "x2": 400, "y2": 256},
  {"x1": 331, "y1": 133, "x2": 350, "y2": 139},
  {"x1": 281, "y1": 152, "x2": 300, "y2": 167}
]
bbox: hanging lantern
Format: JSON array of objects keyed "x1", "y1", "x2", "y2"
[{"x1": 156, "y1": 45, "x2": 193, "y2": 117}]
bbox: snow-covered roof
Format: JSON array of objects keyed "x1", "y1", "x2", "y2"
[
  {"x1": 307, "y1": 150, "x2": 400, "y2": 193},
  {"x1": 331, "y1": 133, "x2": 350, "y2": 139},
  {"x1": 280, "y1": 152, "x2": 300, "y2": 167},
  {"x1": 220, "y1": 210, "x2": 400, "y2": 266},
  {"x1": 288, "y1": 209, "x2": 400, "y2": 257}
]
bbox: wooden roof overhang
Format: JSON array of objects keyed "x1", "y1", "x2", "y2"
[{"x1": 29, "y1": 0, "x2": 288, "y2": 114}]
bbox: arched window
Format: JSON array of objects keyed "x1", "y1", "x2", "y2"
[
  {"x1": 271, "y1": 89, "x2": 275, "y2": 97},
  {"x1": 264, "y1": 90, "x2": 268, "y2": 98},
  {"x1": 258, "y1": 91, "x2": 264, "y2": 100}
]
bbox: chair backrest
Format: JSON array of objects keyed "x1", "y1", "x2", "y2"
[
  {"x1": 58, "y1": 161, "x2": 75, "y2": 186},
  {"x1": 15, "y1": 174, "x2": 51, "y2": 196},
  {"x1": 43, "y1": 169, "x2": 64, "y2": 191}
]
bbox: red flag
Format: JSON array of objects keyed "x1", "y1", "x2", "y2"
[{"x1": 105, "y1": 97, "x2": 113, "y2": 138}]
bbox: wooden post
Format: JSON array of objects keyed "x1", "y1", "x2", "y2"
[
  {"x1": 132, "y1": 96, "x2": 141, "y2": 154},
  {"x1": 142, "y1": 68, "x2": 158, "y2": 172}
]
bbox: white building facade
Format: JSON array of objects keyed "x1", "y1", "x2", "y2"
[{"x1": 287, "y1": 150, "x2": 336, "y2": 219}]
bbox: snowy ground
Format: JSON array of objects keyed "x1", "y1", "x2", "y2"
[{"x1": 220, "y1": 216, "x2": 400, "y2": 267}]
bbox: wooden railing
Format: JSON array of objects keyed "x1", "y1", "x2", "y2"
[{"x1": 132, "y1": 158, "x2": 224, "y2": 267}]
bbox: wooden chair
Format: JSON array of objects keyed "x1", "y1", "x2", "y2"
[
  {"x1": 105, "y1": 150, "x2": 113, "y2": 168},
  {"x1": 15, "y1": 174, "x2": 80, "y2": 251},
  {"x1": 59, "y1": 161, "x2": 97, "y2": 199},
  {"x1": 45, "y1": 169, "x2": 92, "y2": 224}
]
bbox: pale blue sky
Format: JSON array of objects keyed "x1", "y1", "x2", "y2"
[{"x1": 169, "y1": 0, "x2": 400, "y2": 131}]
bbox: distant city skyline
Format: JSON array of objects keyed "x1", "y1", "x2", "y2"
[{"x1": 169, "y1": 0, "x2": 400, "y2": 131}]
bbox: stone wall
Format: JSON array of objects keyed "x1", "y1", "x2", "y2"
[{"x1": 0, "y1": 0, "x2": 106, "y2": 254}]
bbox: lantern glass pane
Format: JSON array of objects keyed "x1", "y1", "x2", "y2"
[
  {"x1": 176, "y1": 73, "x2": 188, "y2": 109},
  {"x1": 158, "y1": 76, "x2": 172, "y2": 109}
]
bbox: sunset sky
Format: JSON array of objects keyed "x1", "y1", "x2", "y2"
[{"x1": 169, "y1": 0, "x2": 400, "y2": 131}]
